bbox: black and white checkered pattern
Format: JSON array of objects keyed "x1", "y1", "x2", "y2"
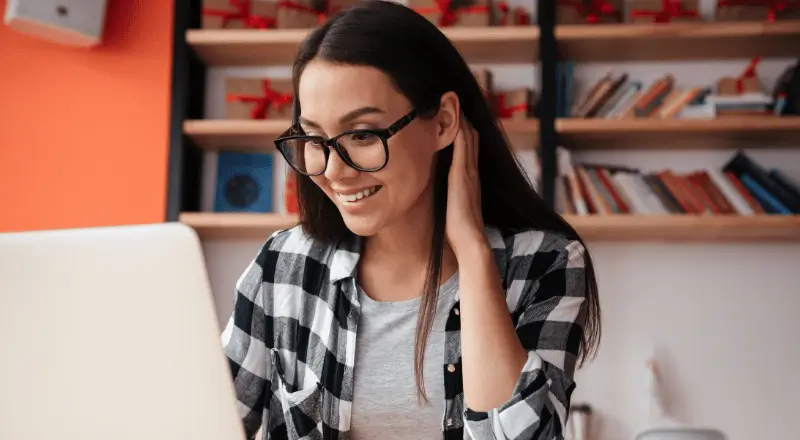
[{"x1": 221, "y1": 224, "x2": 588, "y2": 440}]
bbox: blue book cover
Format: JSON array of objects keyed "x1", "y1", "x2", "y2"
[
  {"x1": 214, "y1": 151, "x2": 273, "y2": 213},
  {"x1": 740, "y1": 173, "x2": 791, "y2": 215}
]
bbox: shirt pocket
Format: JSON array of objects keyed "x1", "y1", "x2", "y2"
[{"x1": 269, "y1": 348, "x2": 324, "y2": 440}]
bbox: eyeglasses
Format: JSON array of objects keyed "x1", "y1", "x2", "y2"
[{"x1": 274, "y1": 109, "x2": 418, "y2": 176}]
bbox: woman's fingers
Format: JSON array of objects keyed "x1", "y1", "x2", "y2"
[{"x1": 452, "y1": 116, "x2": 468, "y2": 172}]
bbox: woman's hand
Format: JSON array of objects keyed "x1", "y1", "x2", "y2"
[{"x1": 445, "y1": 115, "x2": 488, "y2": 259}]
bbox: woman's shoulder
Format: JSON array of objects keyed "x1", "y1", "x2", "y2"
[
  {"x1": 261, "y1": 224, "x2": 320, "y2": 253},
  {"x1": 235, "y1": 224, "x2": 340, "y2": 294},
  {"x1": 485, "y1": 225, "x2": 587, "y2": 271}
]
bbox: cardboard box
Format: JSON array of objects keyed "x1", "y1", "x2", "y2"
[
  {"x1": 202, "y1": 0, "x2": 251, "y2": 29},
  {"x1": 556, "y1": 0, "x2": 623, "y2": 25},
  {"x1": 225, "y1": 78, "x2": 295, "y2": 120},
  {"x1": 716, "y1": 2, "x2": 800, "y2": 21},
  {"x1": 251, "y1": 0, "x2": 279, "y2": 27},
  {"x1": 629, "y1": 0, "x2": 702, "y2": 23},
  {"x1": 327, "y1": 0, "x2": 361, "y2": 15},
  {"x1": 495, "y1": 87, "x2": 534, "y2": 120},
  {"x1": 716, "y1": 76, "x2": 763, "y2": 96},
  {"x1": 277, "y1": 0, "x2": 323, "y2": 28},
  {"x1": 409, "y1": 0, "x2": 492, "y2": 27},
  {"x1": 505, "y1": 6, "x2": 531, "y2": 25}
]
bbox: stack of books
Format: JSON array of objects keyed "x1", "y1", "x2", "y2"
[
  {"x1": 555, "y1": 148, "x2": 800, "y2": 216},
  {"x1": 555, "y1": 67, "x2": 777, "y2": 120}
]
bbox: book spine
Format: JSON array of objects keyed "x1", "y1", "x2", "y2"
[
  {"x1": 740, "y1": 174, "x2": 792, "y2": 215},
  {"x1": 724, "y1": 171, "x2": 765, "y2": 214}
]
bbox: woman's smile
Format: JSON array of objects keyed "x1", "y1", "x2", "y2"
[{"x1": 334, "y1": 185, "x2": 383, "y2": 203}]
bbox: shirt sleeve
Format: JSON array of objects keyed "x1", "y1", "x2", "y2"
[
  {"x1": 464, "y1": 237, "x2": 588, "y2": 440},
  {"x1": 219, "y1": 236, "x2": 279, "y2": 440}
]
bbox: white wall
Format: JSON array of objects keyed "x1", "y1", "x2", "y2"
[{"x1": 198, "y1": 1, "x2": 800, "y2": 439}]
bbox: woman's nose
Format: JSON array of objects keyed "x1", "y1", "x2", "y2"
[{"x1": 324, "y1": 146, "x2": 359, "y2": 181}]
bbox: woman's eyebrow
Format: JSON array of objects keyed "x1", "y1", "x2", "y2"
[{"x1": 299, "y1": 106, "x2": 385, "y2": 128}]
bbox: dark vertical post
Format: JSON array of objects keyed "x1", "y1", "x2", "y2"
[
  {"x1": 165, "y1": 0, "x2": 206, "y2": 221},
  {"x1": 537, "y1": 0, "x2": 557, "y2": 209}
]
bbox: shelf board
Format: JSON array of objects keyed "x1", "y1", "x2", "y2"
[
  {"x1": 564, "y1": 214, "x2": 800, "y2": 242},
  {"x1": 556, "y1": 116, "x2": 800, "y2": 150},
  {"x1": 184, "y1": 118, "x2": 540, "y2": 151},
  {"x1": 180, "y1": 212, "x2": 298, "y2": 240},
  {"x1": 186, "y1": 26, "x2": 539, "y2": 66},
  {"x1": 557, "y1": 21, "x2": 800, "y2": 62},
  {"x1": 181, "y1": 212, "x2": 800, "y2": 242}
]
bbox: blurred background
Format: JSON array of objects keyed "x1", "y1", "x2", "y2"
[{"x1": 1, "y1": 1, "x2": 799, "y2": 439}]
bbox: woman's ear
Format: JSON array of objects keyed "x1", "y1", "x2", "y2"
[{"x1": 434, "y1": 91, "x2": 461, "y2": 151}]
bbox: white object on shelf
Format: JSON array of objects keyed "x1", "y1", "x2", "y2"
[
  {"x1": 678, "y1": 102, "x2": 716, "y2": 119},
  {"x1": 3, "y1": 0, "x2": 107, "y2": 47}
]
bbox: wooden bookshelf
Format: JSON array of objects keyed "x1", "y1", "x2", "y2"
[
  {"x1": 180, "y1": 212, "x2": 298, "y2": 240},
  {"x1": 180, "y1": 212, "x2": 800, "y2": 242},
  {"x1": 564, "y1": 214, "x2": 800, "y2": 241},
  {"x1": 557, "y1": 21, "x2": 800, "y2": 62},
  {"x1": 186, "y1": 26, "x2": 540, "y2": 66},
  {"x1": 556, "y1": 116, "x2": 800, "y2": 150},
  {"x1": 184, "y1": 118, "x2": 540, "y2": 151}
]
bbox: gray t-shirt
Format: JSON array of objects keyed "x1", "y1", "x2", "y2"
[{"x1": 349, "y1": 273, "x2": 459, "y2": 439}]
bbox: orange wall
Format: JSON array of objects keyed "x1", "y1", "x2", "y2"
[{"x1": 0, "y1": 0, "x2": 174, "y2": 232}]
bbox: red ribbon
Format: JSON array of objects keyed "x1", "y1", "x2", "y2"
[
  {"x1": 513, "y1": 7, "x2": 530, "y2": 25},
  {"x1": 494, "y1": 2, "x2": 510, "y2": 25},
  {"x1": 558, "y1": 0, "x2": 621, "y2": 24},
  {"x1": 413, "y1": 0, "x2": 490, "y2": 27},
  {"x1": 717, "y1": 0, "x2": 789, "y2": 21},
  {"x1": 630, "y1": 0, "x2": 699, "y2": 23},
  {"x1": 736, "y1": 56, "x2": 761, "y2": 94},
  {"x1": 227, "y1": 79, "x2": 294, "y2": 119},
  {"x1": 202, "y1": 0, "x2": 277, "y2": 28},
  {"x1": 277, "y1": 0, "x2": 328, "y2": 24},
  {"x1": 496, "y1": 93, "x2": 528, "y2": 118}
]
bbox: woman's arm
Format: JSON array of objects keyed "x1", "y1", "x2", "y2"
[
  {"x1": 457, "y1": 238, "x2": 528, "y2": 411},
  {"x1": 458, "y1": 233, "x2": 588, "y2": 440}
]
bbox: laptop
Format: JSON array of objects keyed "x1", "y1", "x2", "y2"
[{"x1": 0, "y1": 222, "x2": 247, "y2": 440}]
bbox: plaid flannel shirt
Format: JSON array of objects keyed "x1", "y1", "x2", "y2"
[{"x1": 221, "y1": 224, "x2": 588, "y2": 440}]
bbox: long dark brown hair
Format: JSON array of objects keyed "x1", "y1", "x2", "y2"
[{"x1": 289, "y1": 0, "x2": 601, "y2": 401}]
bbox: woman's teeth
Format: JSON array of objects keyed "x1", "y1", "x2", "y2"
[{"x1": 337, "y1": 186, "x2": 382, "y2": 203}]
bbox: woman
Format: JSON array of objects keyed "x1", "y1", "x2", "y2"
[{"x1": 221, "y1": 1, "x2": 601, "y2": 439}]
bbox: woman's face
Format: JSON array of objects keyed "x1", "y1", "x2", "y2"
[{"x1": 297, "y1": 60, "x2": 458, "y2": 237}]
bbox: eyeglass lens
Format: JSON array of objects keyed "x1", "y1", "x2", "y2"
[{"x1": 280, "y1": 132, "x2": 386, "y2": 175}]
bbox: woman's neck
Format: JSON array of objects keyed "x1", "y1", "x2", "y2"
[{"x1": 358, "y1": 194, "x2": 458, "y2": 302}]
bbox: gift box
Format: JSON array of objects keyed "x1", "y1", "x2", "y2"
[
  {"x1": 716, "y1": 57, "x2": 764, "y2": 96},
  {"x1": 277, "y1": 0, "x2": 326, "y2": 28},
  {"x1": 202, "y1": 0, "x2": 279, "y2": 29},
  {"x1": 506, "y1": 6, "x2": 531, "y2": 25},
  {"x1": 495, "y1": 87, "x2": 535, "y2": 120},
  {"x1": 629, "y1": 0, "x2": 702, "y2": 23},
  {"x1": 225, "y1": 78, "x2": 294, "y2": 120},
  {"x1": 251, "y1": 0, "x2": 279, "y2": 27},
  {"x1": 716, "y1": 1, "x2": 800, "y2": 21},
  {"x1": 327, "y1": 0, "x2": 361, "y2": 15},
  {"x1": 557, "y1": 0, "x2": 624, "y2": 25},
  {"x1": 202, "y1": 0, "x2": 252, "y2": 29},
  {"x1": 409, "y1": 0, "x2": 493, "y2": 27}
]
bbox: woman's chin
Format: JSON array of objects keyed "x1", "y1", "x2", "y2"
[{"x1": 339, "y1": 212, "x2": 385, "y2": 237}]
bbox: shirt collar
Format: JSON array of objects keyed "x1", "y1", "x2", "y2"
[
  {"x1": 328, "y1": 233, "x2": 362, "y2": 283},
  {"x1": 327, "y1": 226, "x2": 505, "y2": 283}
]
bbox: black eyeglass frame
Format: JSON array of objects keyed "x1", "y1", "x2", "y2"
[{"x1": 274, "y1": 109, "x2": 418, "y2": 177}]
